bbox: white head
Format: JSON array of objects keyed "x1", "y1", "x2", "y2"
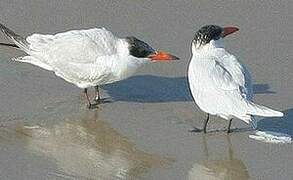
[{"x1": 191, "y1": 25, "x2": 239, "y2": 53}]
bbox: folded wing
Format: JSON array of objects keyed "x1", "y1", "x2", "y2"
[{"x1": 27, "y1": 27, "x2": 118, "y2": 64}]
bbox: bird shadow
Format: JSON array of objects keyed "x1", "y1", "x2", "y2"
[
  {"x1": 253, "y1": 84, "x2": 276, "y2": 94},
  {"x1": 257, "y1": 108, "x2": 293, "y2": 136},
  {"x1": 102, "y1": 75, "x2": 192, "y2": 103},
  {"x1": 102, "y1": 75, "x2": 276, "y2": 103}
]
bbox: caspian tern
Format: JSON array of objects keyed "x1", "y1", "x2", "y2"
[
  {"x1": 188, "y1": 25, "x2": 283, "y2": 133},
  {"x1": 0, "y1": 23, "x2": 179, "y2": 108}
]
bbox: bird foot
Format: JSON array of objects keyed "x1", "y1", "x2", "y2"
[
  {"x1": 94, "y1": 98, "x2": 112, "y2": 104},
  {"x1": 87, "y1": 102, "x2": 99, "y2": 109},
  {"x1": 86, "y1": 98, "x2": 113, "y2": 109}
]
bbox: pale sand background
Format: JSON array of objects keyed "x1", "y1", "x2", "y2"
[{"x1": 0, "y1": 0, "x2": 292, "y2": 179}]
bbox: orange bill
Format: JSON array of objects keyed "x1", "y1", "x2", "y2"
[
  {"x1": 221, "y1": 26, "x2": 239, "y2": 37},
  {"x1": 148, "y1": 51, "x2": 179, "y2": 61}
]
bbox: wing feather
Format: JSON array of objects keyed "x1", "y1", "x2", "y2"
[
  {"x1": 26, "y1": 27, "x2": 118, "y2": 64},
  {"x1": 211, "y1": 54, "x2": 253, "y2": 101},
  {"x1": 211, "y1": 60, "x2": 238, "y2": 91}
]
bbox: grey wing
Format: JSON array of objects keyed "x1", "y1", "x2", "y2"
[
  {"x1": 0, "y1": 24, "x2": 119, "y2": 62},
  {"x1": 38, "y1": 28, "x2": 119, "y2": 82},
  {"x1": 208, "y1": 58, "x2": 249, "y2": 117},
  {"x1": 0, "y1": 24, "x2": 118, "y2": 84},
  {"x1": 219, "y1": 54, "x2": 253, "y2": 101},
  {"x1": 210, "y1": 55, "x2": 256, "y2": 125},
  {"x1": 26, "y1": 27, "x2": 119, "y2": 63}
]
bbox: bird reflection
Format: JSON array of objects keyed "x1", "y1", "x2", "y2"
[
  {"x1": 189, "y1": 135, "x2": 249, "y2": 180},
  {"x1": 17, "y1": 111, "x2": 169, "y2": 180}
]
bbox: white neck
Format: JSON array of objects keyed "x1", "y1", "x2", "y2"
[
  {"x1": 113, "y1": 39, "x2": 150, "y2": 79},
  {"x1": 192, "y1": 39, "x2": 224, "y2": 55}
]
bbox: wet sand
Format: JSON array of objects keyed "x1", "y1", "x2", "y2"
[{"x1": 0, "y1": 0, "x2": 292, "y2": 179}]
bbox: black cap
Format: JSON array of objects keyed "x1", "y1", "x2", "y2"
[
  {"x1": 125, "y1": 36, "x2": 155, "y2": 58},
  {"x1": 193, "y1": 25, "x2": 223, "y2": 47}
]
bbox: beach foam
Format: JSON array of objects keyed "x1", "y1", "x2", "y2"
[{"x1": 249, "y1": 130, "x2": 292, "y2": 144}]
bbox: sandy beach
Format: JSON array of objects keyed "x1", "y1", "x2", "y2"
[{"x1": 0, "y1": 0, "x2": 292, "y2": 179}]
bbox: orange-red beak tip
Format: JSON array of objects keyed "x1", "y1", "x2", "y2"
[
  {"x1": 222, "y1": 26, "x2": 239, "y2": 37},
  {"x1": 148, "y1": 51, "x2": 179, "y2": 61}
]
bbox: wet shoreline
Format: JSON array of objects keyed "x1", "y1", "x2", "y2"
[{"x1": 0, "y1": 0, "x2": 292, "y2": 179}]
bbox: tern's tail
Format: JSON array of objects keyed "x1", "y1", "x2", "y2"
[
  {"x1": 0, "y1": 42, "x2": 18, "y2": 48},
  {"x1": 0, "y1": 23, "x2": 53, "y2": 71},
  {"x1": 0, "y1": 23, "x2": 29, "y2": 51},
  {"x1": 247, "y1": 102, "x2": 283, "y2": 117}
]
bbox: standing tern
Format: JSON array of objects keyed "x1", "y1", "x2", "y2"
[
  {"x1": 188, "y1": 25, "x2": 283, "y2": 133},
  {"x1": 0, "y1": 23, "x2": 179, "y2": 108}
]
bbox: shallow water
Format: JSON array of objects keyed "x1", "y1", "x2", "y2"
[{"x1": 0, "y1": 0, "x2": 293, "y2": 179}]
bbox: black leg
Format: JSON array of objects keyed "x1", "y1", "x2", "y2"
[
  {"x1": 84, "y1": 88, "x2": 92, "y2": 108},
  {"x1": 227, "y1": 119, "x2": 233, "y2": 133},
  {"x1": 94, "y1": 86, "x2": 101, "y2": 102},
  {"x1": 203, "y1": 114, "x2": 209, "y2": 133}
]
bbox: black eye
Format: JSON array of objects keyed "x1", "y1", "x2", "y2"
[{"x1": 214, "y1": 36, "x2": 220, "y2": 40}]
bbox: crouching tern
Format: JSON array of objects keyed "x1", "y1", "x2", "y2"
[
  {"x1": 0, "y1": 24, "x2": 179, "y2": 108},
  {"x1": 188, "y1": 25, "x2": 283, "y2": 133}
]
